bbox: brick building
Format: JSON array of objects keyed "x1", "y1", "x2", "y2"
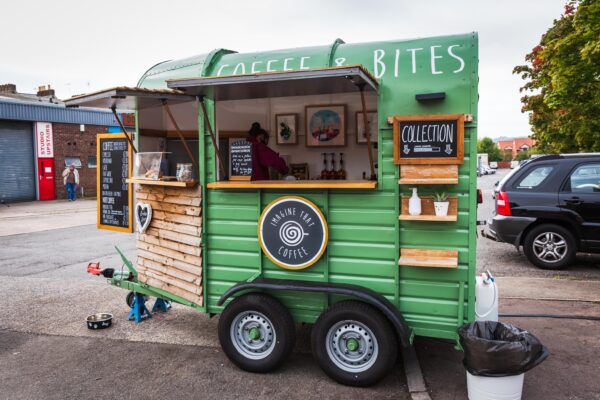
[
  {"x1": 0, "y1": 84, "x2": 133, "y2": 203},
  {"x1": 496, "y1": 137, "x2": 535, "y2": 160}
]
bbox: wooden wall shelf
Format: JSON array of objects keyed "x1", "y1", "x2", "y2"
[
  {"x1": 399, "y1": 196, "x2": 458, "y2": 222},
  {"x1": 398, "y1": 165, "x2": 458, "y2": 185},
  {"x1": 127, "y1": 178, "x2": 198, "y2": 187},
  {"x1": 399, "y1": 248, "x2": 458, "y2": 268}
]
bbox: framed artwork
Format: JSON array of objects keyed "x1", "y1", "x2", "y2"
[
  {"x1": 305, "y1": 104, "x2": 346, "y2": 147},
  {"x1": 275, "y1": 114, "x2": 298, "y2": 145},
  {"x1": 289, "y1": 163, "x2": 309, "y2": 180},
  {"x1": 356, "y1": 111, "x2": 378, "y2": 144}
]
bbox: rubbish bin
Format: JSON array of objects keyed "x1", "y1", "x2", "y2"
[{"x1": 458, "y1": 321, "x2": 549, "y2": 400}]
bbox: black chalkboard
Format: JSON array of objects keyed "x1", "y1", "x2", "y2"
[
  {"x1": 229, "y1": 139, "x2": 252, "y2": 180},
  {"x1": 393, "y1": 114, "x2": 464, "y2": 165},
  {"x1": 97, "y1": 134, "x2": 132, "y2": 232}
]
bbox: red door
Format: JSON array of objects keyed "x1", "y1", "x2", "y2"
[{"x1": 38, "y1": 158, "x2": 56, "y2": 201}]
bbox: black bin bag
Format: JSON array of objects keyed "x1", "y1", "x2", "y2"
[{"x1": 458, "y1": 321, "x2": 549, "y2": 377}]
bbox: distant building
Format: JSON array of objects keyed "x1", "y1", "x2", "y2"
[
  {"x1": 0, "y1": 83, "x2": 133, "y2": 203},
  {"x1": 496, "y1": 137, "x2": 535, "y2": 160}
]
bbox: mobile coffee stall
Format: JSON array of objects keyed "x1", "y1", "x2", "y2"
[{"x1": 68, "y1": 32, "x2": 479, "y2": 386}]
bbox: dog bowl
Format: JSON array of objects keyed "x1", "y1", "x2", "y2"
[{"x1": 86, "y1": 313, "x2": 113, "y2": 330}]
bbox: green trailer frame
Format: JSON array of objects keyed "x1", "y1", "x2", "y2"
[{"x1": 71, "y1": 32, "x2": 479, "y2": 353}]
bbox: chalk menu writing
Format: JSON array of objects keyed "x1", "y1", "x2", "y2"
[
  {"x1": 399, "y1": 119, "x2": 458, "y2": 159},
  {"x1": 229, "y1": 139, "x2": 252, "y2": 179},
  {"x1": 99, "y1": 137, "x2": 130, "y2": 229}
]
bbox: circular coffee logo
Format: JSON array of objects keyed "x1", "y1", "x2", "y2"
[{"x1": 258, "y1": 196, "x2": 328, "y2": 270}]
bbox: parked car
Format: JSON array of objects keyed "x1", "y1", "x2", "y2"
[
  {"x1": 489, "y1": 161, "x2": 498, "y2": 169},
  {"x1": 482, "y1": 166, "x2": 496, "y2": 175},
  {"x1": 484, "y1": 153, "x2": 600, "y2": 269}
]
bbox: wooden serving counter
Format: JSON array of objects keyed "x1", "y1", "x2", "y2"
[
  {"x1": 133, "y1": 181, "x2": 203, "y2": 306},
  {"x1": 207, "y1": 180, "x2": 377, "y2": 189}
]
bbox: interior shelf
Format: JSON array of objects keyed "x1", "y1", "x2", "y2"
[
  {"x1": 399, "y1": 248, "x2": 458, "y2": 268},
  {"x1": 127, "y1": 178, "x2": 198, "y2": 187},
  {"x1": 399, "y1": 196, "x2": 458, "y2": 222},
  {"x1": 398, "y1": 165, "x2": 459, "y2": 185}
]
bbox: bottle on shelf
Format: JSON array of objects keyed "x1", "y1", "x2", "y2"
[
  {"x1": 408, "y1": 187, "x2": 422, "y2": 216},
  {"x1": 320, "y1": 153, "x2": 328, "y2": 180},
  {"x1": 338, "y1": 152, "x2": 346, "y2": 180},
  {"x1": 330, "y1": 153, "x2": 337, "y2": 180}
]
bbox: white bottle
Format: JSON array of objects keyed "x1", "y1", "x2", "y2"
[
  {"x1": 475, "y1": 271, "x2": 499, "y2": 321},
  {"x1": 408, "y1": 187, "x2": 422, "y2": 216}
]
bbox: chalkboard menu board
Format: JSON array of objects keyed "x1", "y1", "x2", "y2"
[
  {"x1": 393, "y1": 114, "x2": 464, "y2": 165},
  {"x1": 229, "y1": 139, "x2": 252, "y2": 180},
  {"x1": 96, "y1": 133, "x2": 133, "y2": 232}
]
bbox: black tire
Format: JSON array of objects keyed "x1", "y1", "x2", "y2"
[
  {"x1": 311, "y1": 300, "x2": 397, "y2": 387},
  {"x1": 126, "y1": 292, "x2": 149, "y2": 308},
  {"x1": 523, "y1": 224, "x2": 576, "y2": 270},
  {"x1": 218, "y1": 293, "x2": 295, "y2": 373}
]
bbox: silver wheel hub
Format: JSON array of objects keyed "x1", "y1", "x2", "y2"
[
  {"x1": 230, "y1": 311, "x2": 275, "y2": 360},
  {"x1": 325, "y1": 320, "x2": 378, "y2": 373},
  {"x1": 533, "y1": 232, "x2": 567, "y2": 263}
]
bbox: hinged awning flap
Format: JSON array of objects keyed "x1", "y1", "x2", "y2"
[
  {"x1": 63, "y1": 86, "x2": 197, "y2": 111},
  {"x1": 166, "y1": 65, "x2": 378, "y2": 101}
]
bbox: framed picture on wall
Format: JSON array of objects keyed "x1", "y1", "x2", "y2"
[
  {"x1": 305, "y1": 104, "x2": 346, "y2": 147},
  {"x1": 289, "y1": 163, "x2": 309, "y2": 180},
  {"x1": 356, "y1": 111, "x2": 378, "y2": 144},
  {"x1": 275, "y1": 114, "x2": 298, "y2": 145}
]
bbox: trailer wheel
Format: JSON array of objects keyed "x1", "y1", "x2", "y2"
[
  {"x1": 311, "y1": 300, "x2": 397, "y2": 387},
  {"x1": 218, "y1": 293, "x2": 295, "y2": 373},
  {"x1": 126, "y1": 292, "x2": 149, "y2": 308}
]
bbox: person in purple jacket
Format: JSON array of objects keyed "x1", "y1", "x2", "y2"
[{"x1": 246, "y1": 122, "x2": 289, "y2": 180}]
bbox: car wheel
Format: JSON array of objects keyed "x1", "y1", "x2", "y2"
[
  {"x1": 218, "y1": 293, "x2": 295, "y2": 373},
  {"x1": 311, "y1": 301, "x2": 397, "y2": 387},
  {"x1": 523, "y1": 224, "x2": 576, "y2": 270}
]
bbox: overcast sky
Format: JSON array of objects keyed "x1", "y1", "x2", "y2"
[{"x1": 1, "y1": 0, "x2": 566, "y2": 138}]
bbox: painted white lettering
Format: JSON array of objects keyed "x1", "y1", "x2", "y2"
[
  {"x1": 448, "y1": 45, "x2": 465, "y2": 73},
  {"x1": 430, "y1": 45, "x2": 443, "y2": 75},
  {"x1": 373, "y1": 49, "x2": 385, "y2": 79},
  {"x1": 283, "y1": 58, "x2": 294, "y2": 71},
  {"x1": 251, "y1": 61, "x2": 263, "y2": 73},
  {"x1": 407, "y1": 48, "x2": 423, "y2": 74},
  {"x1": 300, "y1": 56, "x2": 311, "y2": 70},
  {"x1": 334, "y1": 57, "x2": 346, "y2": 66},
  {"x1": 266, "y1": 59, "x2": 278, "y2": 72},
  {"x1": 216, "y1": 64, "x2": 229, "y2": 76},
  {"x1": 394, "y1": 49, "x2": 400, "y2": 78},
  {"x1": 233, "y1": 63, "x2": 246, "y2": 75}
]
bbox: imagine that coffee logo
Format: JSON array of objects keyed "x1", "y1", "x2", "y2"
[{"x1": 258, "y1": 197, "x2": 328, "y2": 270}]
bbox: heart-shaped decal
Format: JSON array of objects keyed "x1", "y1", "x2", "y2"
[{"x1": 135, "y1": 202, "x2": 152, "y2": 233}]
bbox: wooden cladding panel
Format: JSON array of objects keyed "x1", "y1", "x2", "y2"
[
  {"x1": 398, "y1": 165, "x2": 459, "y2": 185},
  {"x1": 136, "y1": 184, "x2": 203, "y2": 306}
]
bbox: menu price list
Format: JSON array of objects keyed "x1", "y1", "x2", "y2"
[{"x1": 100, "y1": 138, "x2": 129, "y2": 228}]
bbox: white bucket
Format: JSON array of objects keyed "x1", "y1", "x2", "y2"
[{"x1": 467, "y1": 371, "x2": 524, "y2": 400}]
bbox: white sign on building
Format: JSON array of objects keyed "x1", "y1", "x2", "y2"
[{"x1": 35, "y1": 122, "x2": 54, "y2": 158}]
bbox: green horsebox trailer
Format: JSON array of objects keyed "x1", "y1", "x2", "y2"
[{"x1": 69, "y1": 32, "x2": 479, "y2": 386}]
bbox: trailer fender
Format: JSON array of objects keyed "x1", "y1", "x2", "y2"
[{"x1": 217, "y1": 278, "x2": 413, "y2": 348}]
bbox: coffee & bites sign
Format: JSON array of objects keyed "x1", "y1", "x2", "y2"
[{"x1": 258, "y1": 196, "x2": 328, "y2": 270}]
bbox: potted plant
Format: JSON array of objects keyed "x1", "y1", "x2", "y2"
[{"x1": 433, "y1": 192, "x2": 449, "y2": 217}]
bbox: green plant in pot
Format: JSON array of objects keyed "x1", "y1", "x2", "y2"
[{"x1": 433, "y1": 192, "x2": 449, "y2": 217}]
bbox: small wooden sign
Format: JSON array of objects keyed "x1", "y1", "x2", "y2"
[
  {"x1": 392, "y1": 114, "x2": 464, "y2": 165},
  {"x1": 229, "y1": 139, "x2": 252, "y2": 181},
  {"x1": 96, "y1": 133, "x2": 133, "y2": 233}
]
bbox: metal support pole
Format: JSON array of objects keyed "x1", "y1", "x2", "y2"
[
  {"x1": 110, "y1": 106, "x2": 138, "y2": 154},
  {"x1": 358, "y1": 84, "x2": 376, "y2": 180},
  {"x1": 199, "y1": 97, "x2": 227, "y2": 178},
  {"x1": 162, "y1": 100, "x2": 198, "y2": 168}
]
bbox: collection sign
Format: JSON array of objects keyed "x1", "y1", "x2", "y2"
[
  {"x1": 96, "y1": 133, "x2": 132, "y2": 233},
  {"x1": 229, "y1": 139, "x2": 252, "y2": 180},
  {"x1": 35, "y1": 122, "x2": 54, "y2": 158},
  {"x1": 258, "y1": 196, "x2": 328, "y2": 270},
  {"x1": 392, "y1": 114, "x2": 464, "y2": 164}
]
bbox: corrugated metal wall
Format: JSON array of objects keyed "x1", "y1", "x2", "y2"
[{"x1": 0, "y1": 121, "x2": 36, "y2": 202}]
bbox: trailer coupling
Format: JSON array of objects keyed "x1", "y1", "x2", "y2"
[{"x1": 87, "y1": 262, "x2": 131, "y2": 280}]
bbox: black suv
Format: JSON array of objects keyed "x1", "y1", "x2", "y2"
[{"x1": 484, "y1": 154, "x2": 600, "y2": 270}]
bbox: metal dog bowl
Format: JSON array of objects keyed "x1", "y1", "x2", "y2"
[{"x1": 86, "y1": 313, "x2": 113, "y2": 330}]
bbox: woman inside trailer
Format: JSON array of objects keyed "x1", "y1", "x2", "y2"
[{"x1": 246, "y1": 122, "x2": 289, "y2": 180}]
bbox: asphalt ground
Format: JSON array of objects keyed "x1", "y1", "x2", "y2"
[{"x1": 0, "y1": 174, "x2": 599, "y2": 399}]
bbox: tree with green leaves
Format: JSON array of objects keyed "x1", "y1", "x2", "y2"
[
  {"x1": 477, "y1": 137, "x2": 503, "y2": 162},
  {"x1": 515, "y1": 150, "x2": 530, "y2": 162},
  {"x1": 513, "y1": 0, "x2": 600, "y2": 153}
]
